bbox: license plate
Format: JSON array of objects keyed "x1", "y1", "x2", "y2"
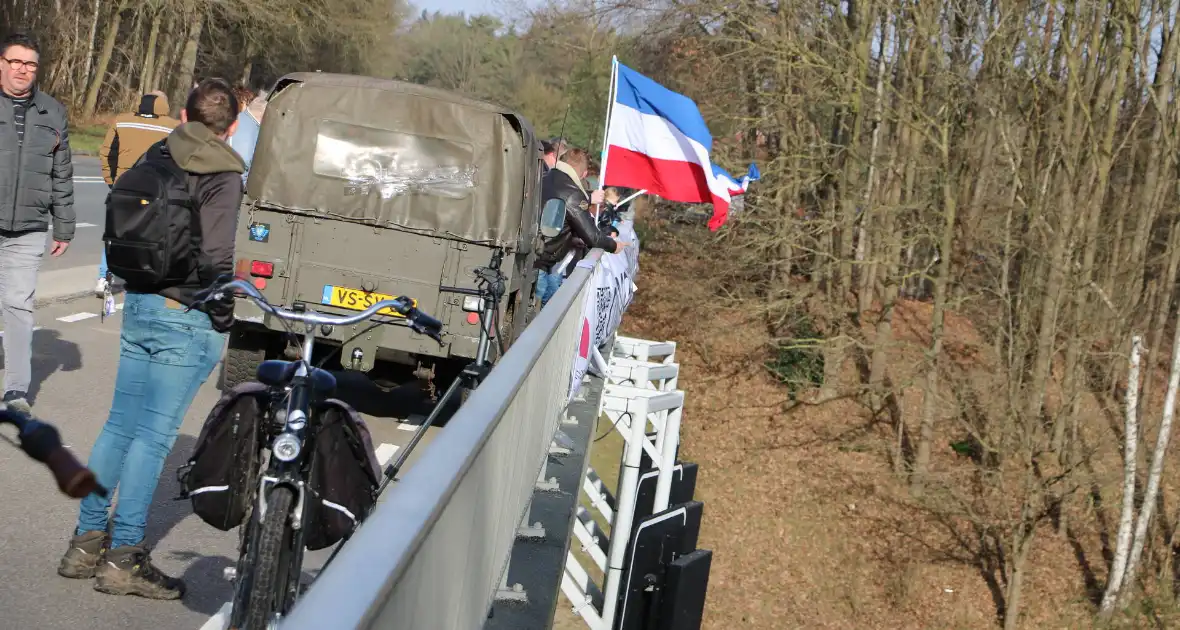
[{"x1": 320, "y1": 285, "x2": 416, "y2": 317}]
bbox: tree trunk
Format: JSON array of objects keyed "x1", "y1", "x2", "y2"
[
  {"x1": 83, "y1": 0, "x2": 127, "y2": 117},
  {"x1": 1101, "y1": 335, "x2": 1144, "y2": 613},
  {"x1": 1024, "y1": 13, "x2": 1082, "y2": 424},
  {"x1": 912, "y1": 117, "x2": 958, "y2": 494},
  {"x1": 140, "y1": 10, "x2": 162, "y2": 94},
  {"x1": 82, "y1": 0, "x2": 101, "y2": 107},
  {"x1": 241, "y1": 39, "x2": 258, "y2": 86},
  {"x1": 1055, "y1": 2, "x2": 1134, "y2": 455},
  {"x1": 837, "y1": 0, "x2": 874, "y2": 296},
  {"x1": 1127, "y1": 0, "x2": 1180, "y2": 312},
  {"x1": 1004, "y1": 532, "x2": 1034, "y2": 630},
  {"x1": 171, "y1": 13, "x2": 205, "y2": 117},
  {"x1": 856, "y1": 11, "x2": 889, "y2": 317},
  {"x1": 1120, "y1": 305, "x2": 1180, "y2": 605}
]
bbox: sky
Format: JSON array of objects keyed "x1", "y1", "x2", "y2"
[{"x1": 422, "y1": 0, "x2": 511, "y2": 18}]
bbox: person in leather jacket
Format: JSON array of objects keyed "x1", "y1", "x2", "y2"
[{"x1": 534, "y1": 147, "x2": 626, "y2": 306}]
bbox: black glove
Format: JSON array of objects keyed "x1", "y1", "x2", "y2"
[{"x1": 204, "y1": 293, "x2": 236, "y2": 333}]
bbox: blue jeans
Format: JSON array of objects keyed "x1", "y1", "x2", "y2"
[
  {"x1": 537, "y1": 270, "x2": 564, "y2": 307},
  {"x1": 75, "y1": 292, "x2": 225, "y2": 548}
]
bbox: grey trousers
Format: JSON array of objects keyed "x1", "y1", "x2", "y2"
[{"x1": 0, "y1": 230, "x2": 44, "y2": 394}]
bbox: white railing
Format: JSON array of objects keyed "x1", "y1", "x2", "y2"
[{"x1": 559, "y1": 336, "x2": 687, "y2": 630}]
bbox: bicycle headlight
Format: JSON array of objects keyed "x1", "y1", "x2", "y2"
[
  {"x1": 272, "y1": 432, "x2": 302, "y2": 462},
  {"x1": 462, "y1": 296, "x2": 486, "y2": 313}
]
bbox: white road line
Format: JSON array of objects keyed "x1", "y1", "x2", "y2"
[
  {"x1": 75, "y1": 222, "x2": 98, "y2": 228},
  {"x1": 57, "y1": 312, "x2": 98, "y2": 323},
  {"x1": 198, "y1": 601, "x2": 231, "y2": 630},
  {"x1": 375, "y1": 442, "x2": 399, "y2": 466},
  {"x1": 397, "y1": 421, "x2": 417, "y2": 431}
]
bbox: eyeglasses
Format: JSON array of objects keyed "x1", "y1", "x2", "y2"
[{"x1": 2, "y1": 58, "x2": 39, "y2": 72}]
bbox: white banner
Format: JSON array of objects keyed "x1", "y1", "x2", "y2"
[{"x1": 567, "y1": 220, "x2": 641, "y2": 403}]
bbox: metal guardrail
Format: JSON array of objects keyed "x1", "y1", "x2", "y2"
[{"x1": 279, "y1": 250, "x2": 604, "y2": 630}]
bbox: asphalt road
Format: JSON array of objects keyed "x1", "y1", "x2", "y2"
[
  {"x1": 45, "y1": 155, "x2": 107, "y2": 275},
  {"x1": 8, "y1": 155, "x2": 114, "y2": 305},
  {"x1": 0, "y1": 294, "x2": 447, "y2": 630}
]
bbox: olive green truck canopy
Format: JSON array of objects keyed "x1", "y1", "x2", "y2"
[{"x1": 246, "y1": 72, "x2": 543, "y2": 249}]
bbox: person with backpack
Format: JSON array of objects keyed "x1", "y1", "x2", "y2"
[
  {"x1": 95, "y1": 90, "x2": 180, "y2": 297},
  {"x1": 57, "y1": 78, "x2": 244, "y2": 600}
]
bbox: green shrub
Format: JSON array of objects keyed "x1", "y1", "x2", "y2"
[{"x1": 765, "y1": 314, "x2": 825, "y2": 400}]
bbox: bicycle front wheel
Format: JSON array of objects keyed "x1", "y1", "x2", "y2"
[{"x1": 234, "y1": 485, "x2": 295, "y2": 630}]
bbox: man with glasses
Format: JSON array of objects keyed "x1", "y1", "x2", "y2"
[{"x1": 0, "y1": 32, "x2": 75, "y2": 412}]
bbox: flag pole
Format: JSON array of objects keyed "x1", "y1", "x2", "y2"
[
  {"x1": 597, "y1": 55, "x2": 620, "y2": 193},
  {"x1": 618, "y1": 189, "x2": 647, "y2": 207}
]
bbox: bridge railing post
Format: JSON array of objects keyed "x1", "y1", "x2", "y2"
[{"x1": 558, "y1": 336, "x2": 711, "y2": 630}]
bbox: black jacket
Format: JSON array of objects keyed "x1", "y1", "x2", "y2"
[
  {"x1": 0, "y1": 88, "x2": 75, "y2": 240},
  {"x1": 135, "y1": 122, "x2": 245, "y2": 331},
  {"x1": 535, "y1": 162, "x2": 616, "y2": 271}
]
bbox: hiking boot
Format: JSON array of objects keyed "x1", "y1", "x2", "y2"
[
  {"x1": 57, "y1": 530, "x2": 108, "y2": 579},
  {"x1": 4, "y1": 391, "x2": 30, "y2": 414},
  {"x1": 94, "y1": 544, "x2": 185, "y2": 600}
]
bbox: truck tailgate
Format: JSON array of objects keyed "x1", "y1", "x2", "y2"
[{"x1": 233, "y1": 207, "x2": 459, "y2": 359}]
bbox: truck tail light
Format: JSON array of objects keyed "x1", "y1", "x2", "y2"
[{"x1": 250, "y1": 260, "x2": 274, "y2": 278}]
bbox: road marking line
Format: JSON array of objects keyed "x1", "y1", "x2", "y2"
[
  {"x1": 75, "y1": 222, "x2": 98, "y2": 228},
  {"x1": 198, "y1": 601, "x2": 231, "y2": 630},
  {"x1": 375, "y1": 442, "x2": 399, "y2": 466},
  {"x1": 57, "y1": 312, "x2": 98, "y2": 323},
  {"x1": 397, "y1": 422, "x2": 417, "y2": 431}
]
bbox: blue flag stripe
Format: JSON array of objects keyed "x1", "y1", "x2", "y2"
[{"x1": 613, "y1": 62, "x2": 714, "y2": 150}]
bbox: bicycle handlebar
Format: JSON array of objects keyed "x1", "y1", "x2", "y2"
[
  {"x1": 191, "y1": 276, "x2": 444, "y2": 344},
  {"x1": 0, "y1": 407, "x2": 107, "y2": 499}
]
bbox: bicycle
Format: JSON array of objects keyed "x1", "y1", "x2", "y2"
[
  {"x1": 0, "y1": 405, "x2": 107, "y2": 500},
  {"x1": 182, "y1": 276, "x2": 443, "y2": 630}
]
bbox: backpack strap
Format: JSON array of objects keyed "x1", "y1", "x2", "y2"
[
  {"x1": 155, "y1": 157, "x2": 195, "y2": 209},
  {"x1": 133, "y1": 140, "x2": 196, "y2": 208}
]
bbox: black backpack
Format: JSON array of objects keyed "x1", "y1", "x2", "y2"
[{"x1": 103, "y1": 144, "x2": 198, "y2": 290}]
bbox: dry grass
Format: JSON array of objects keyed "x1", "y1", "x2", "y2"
[{"x1": 544, "y1": 218, "x2": 1180, "y2": 629}]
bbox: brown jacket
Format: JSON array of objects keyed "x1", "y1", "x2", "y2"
[{"x1": 99, "y1": 93, "x2": 180, "y2": 185}]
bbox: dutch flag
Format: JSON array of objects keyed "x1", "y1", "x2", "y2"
[
  {"x1": 713, "y1": 163, "x2": 760, "y2": 197},
  {"x1": 600, "y1": 58, "x2": 757, "y2": 231}
]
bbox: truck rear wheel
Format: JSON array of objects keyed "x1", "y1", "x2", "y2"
[{"x1": 220, "y1": 327, "x2": 272, "y2": 391}]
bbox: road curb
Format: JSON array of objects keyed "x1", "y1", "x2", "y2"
[
  {"x1": 34, "y1": 288, "x2": 92, "y2": 308},
  {"x1": 34, "y1": 285, "x2": 125, "y2": 309},
  {"x1": 33, "y1": 263, "x2": 125, "y2": 309}
]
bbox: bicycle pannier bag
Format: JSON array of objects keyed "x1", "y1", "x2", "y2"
[
  {"x1": 177, "y1": 382, "x2": 267, "y2": 531},
  {"x1": 303, "y1": 400, "x2": 382, "y2": 551}
]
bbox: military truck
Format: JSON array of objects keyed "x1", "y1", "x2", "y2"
[{"x1": 220, "y1": 72, "x2": 543, "y2": 394}]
